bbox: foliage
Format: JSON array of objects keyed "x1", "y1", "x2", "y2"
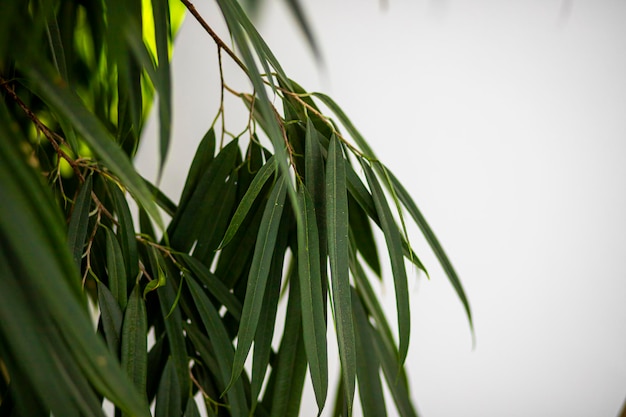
[{"x1": 0, "y1": 0, "x2": 471, "y2": 416}]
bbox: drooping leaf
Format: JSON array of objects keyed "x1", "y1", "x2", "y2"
[
  {"x1": 121, "y1": 284, "x2": 148, "y2": 408},
  {"x1": 187, "y1": 278, "x2": 249, "y2": 416},
  {"x1": 98, "y1": 281, "x2": 124, "y2": 354},
  {"x1": 362, "y1": 161, "x2": 410, "y2": 366},
  {"x1": 154, "y1": 357, "x2": 181, "y2": 417},
  {"x1": 105, "y1": 228, "x2": 128, "y2": 310},
  {"x1": 228, "y1": 175, "x2": 287, "y2": 391},
  {"x1": 296, "y1": 184, "x2": 328, "y2": 413},
  {"x1": 326, "y1": 135, "x2": 356, "y2": 413},
  {"x1": 109, "y1": 182, "x2": 139, "y2": 284},
  {"x1": 67, "y1": 174, "x2": 92, "y2": 270}
]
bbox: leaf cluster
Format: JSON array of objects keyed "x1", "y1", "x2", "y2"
[{"x1": 0, "y1": 1, "x2": 471, "y2": 416}]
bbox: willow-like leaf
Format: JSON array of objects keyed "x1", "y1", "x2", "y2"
[
  {"x1": 371, "y1": 328, "x2": 418, "y2": 417},
  {"x1": 385, "y1": 167, "x2": 474, "y2": 331},
  {"x1": 326, "y1": 135, "x2": 356, "y2": 413},
  {"x1": 180, "y1": 254, "x2": 243, "y2": 320},
  {"x1": 362, "y1": 162, "x2": 410, "y2": 366},
  {"x1": 228, "y1": 175, "x2": 287, "y2": 391},
  {"x1": 297, "y1": 184, "x2": 328, "y2": 413},
  {"x1": 98, "y1": 281, "x2": 123, "y2": 354},
  {"x1": 67, "y1": 174, "x2": 92, "y2": 270},
  {"x1": 351, "y1": 289, "x2": 387, "y2": 417},
  {"x1": 347, "y1": 194, "x2": 381, "y2": 277},
  {"x1": 179, "y1": 128, "x2": 215, "y2": 211},
  {"x1": 151, "y1": 0, "x2": 173, "y2": 177},
  {"x1": 121, "y1": 284, "x2": 148, "y2": 407},
  {"x1": 105, "y1": 228, "x2": 128, "y2": 310},
  {"x1": 20, "y1": 64, "x2": 164, "y2": 230},
  {"x1": 109, "y1": 183, "x2": 139, "y2": 283},
  {"x1": 220, "y1": 155, "x2": 276, "y2": 248},
  {"x1": 156, "y1": 263, "x2": 190, "y2": 403},
  {"x1": 155, "y1": 358, "x2": 181, "y2": 417},
  {"x1": 187, "y1": 278, "x2": 249, "y2": 416},
  {"x1": 266, "y1": 269, "x2": 308, "y2": 416}
]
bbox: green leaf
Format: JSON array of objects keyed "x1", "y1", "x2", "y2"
[
  {"x1": 105, "y1": 228, "x2": 128, "y2": 310},
  {"x1": 151, "y1": 0, "x2": 173, "y2": 178},
  {"x1": 326, "y1": 135, "x2": 356, "y2": 413},
  {"x1": 20, "y1": 64, "x2": 164, "y2": 231},
  {"x1": 220, "y1": 155, "x2": 277, "y2": 248},
  {"x1": 266, "y1": 269, "x2": 308, "y2": 417},
  {"x1": 180, "y1": 254, "x2": 243, "y2": 320},
  {"x1": 67, "y1": 174, "x2": 92, "y2": 270},
  {"x1": 121, "y1": 284, "x2": 148, "y2": 407},
  {"x1": 362, "y1": 162, "x2": 411, "y2": 366},
  {"x1": 296, "y1": 184, "x2": 328, "y2": 413},
  {"x1": 155, "y1": 357, "x2": 181, "y2": 417},
  {"x1": 347, "y1": 194, "x2": 381, "y2": 277},
  {"x1": 156, "y1": 270, "x2": 190, "y2": 408},
  {"x1": 179, "y1": 128, "x2": 215, "y2": 211},
  {"x1": 98, "y1": 281, "x2": 123, "y2": 354},
  {"x1": 386, "y1": 168, "x2": 474, "y2": 332},
  {"x1": 109, "y1": 182, "x2": 139, "y2": 283},
  {"x1": 351, "y1": 289, "x2": 387, "y2": 417},
  {"x1": 228, "y1": 175, "x2": 287, "y2": 391},
  {"x1": 187, "y1": 278, "x2": 249, "y2": 416}
]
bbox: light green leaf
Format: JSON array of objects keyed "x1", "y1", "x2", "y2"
[
  {"x1": 326, "y1": 135, "x2": 356, "y2": 413},
  {"x1": 297, "y1": 184, "x2": 328, "y2": 413}
]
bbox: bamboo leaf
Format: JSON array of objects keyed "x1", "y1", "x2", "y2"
[
  {"x1": 220, "y1": 155, "x2": 276, "y2": 248},
  {"x1": 187, "y1": 278, "x2": 249, "y2": 416},
  {"x1": 296, "y1": 184, "x2": 328, "y2": 413},
  {"x1": 121, "y1": 284, "x2": 148, "y2": 408},
  {"x1": 362, "y1": 162, "x2": 411, "y2": 366},
  {"x1": 67, "y1": 174, "x2": 92, "y2": 270},
  {"x1": 105, "y1": 228, "x2": 128, "y2": 310},
  {"x1": 326, "y1": 135, "x2": 356, "y2": 413},
  {"x1": 228, "y1": 175, "x2": 287, "y2": 391}
]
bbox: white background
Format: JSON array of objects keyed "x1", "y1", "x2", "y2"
[{"x1": 137, "y1": 1, "x2": 626, "y2": 416}]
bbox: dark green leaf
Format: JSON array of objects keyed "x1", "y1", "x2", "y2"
[
  {"x1": 98, "y1": 281, "x2": 123, "y2": 354},
  {"x1": 67, "y1": 174, "x2": 92, "y2": 270},
  {"x1": 296, "y1": 184, "x2": 328, "y2": 412},
  {"x1": 187, "y1": 278, "x2": 249, "y2": 416},
  {"x1": 229, "y1": 175, "x2": 287, "y2": 391},
  {"x1": 326, "y1": 135, "x2": 356, "y2": 413},
  {"x1": 155, "y1": 358, "x2": 181, "y2": 417},
  {"x1": 105, "y1": 228, "x2": 128, "y2": 310},
  {"x1": 362, "y1": 162, "x2": 410, "y2": 365},
  {"x1": 121, "y1": 284, "x2": 148, "y2": 407},
  {"x1": 179, "y1": 128, "x2": 215, "y2": 211},
  {"x1": 109, "y1": 182, "x2": 139, "y2": 284}
]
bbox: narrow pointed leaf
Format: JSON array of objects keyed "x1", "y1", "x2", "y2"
[
  {"x1": 187, "y1": 278, "x2": 249, "y2": 416},
  {"x1": 98, "y1": 282, "x2": 123, "y2": 354},
  {"x1": 121, "y1": 284, "x2": 148, "y2": 406},
  {"x1": 362, "y1": 162, "x2": 410, "y2": 365},
  {"x1": 296, "y1": 184, "x2": 328, "y2": 412},
  {"x1": 179, "y1": 128, "x2": 215, "y2": 211},
  {"x1": 326, "y1": 135, "x2": 356, "y2": 413},
  {"x1": 155, "y1": 358, "x2": 181, "y2": 417},
  {"x1": 67, "y1": 174, "x2": 92, "y2": 270},
  {"x1": 105, "y1": 228, "x2": 128, "y2": 310},
  {"x1": 21, "y1": 64, "x2": 164, "y2": 230},
  {"x1": 228, "y1": 175, "x2": 287, "y2": 391},
  {"x1": 386, "y1": 168, "x2": 473, "y2": 331},
  {"x1": 220, "y1": 155, "x2": 276, "y2": 248},
  {"x1": 109, "y1": 183, "x2": 139, "y2": 283}
]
